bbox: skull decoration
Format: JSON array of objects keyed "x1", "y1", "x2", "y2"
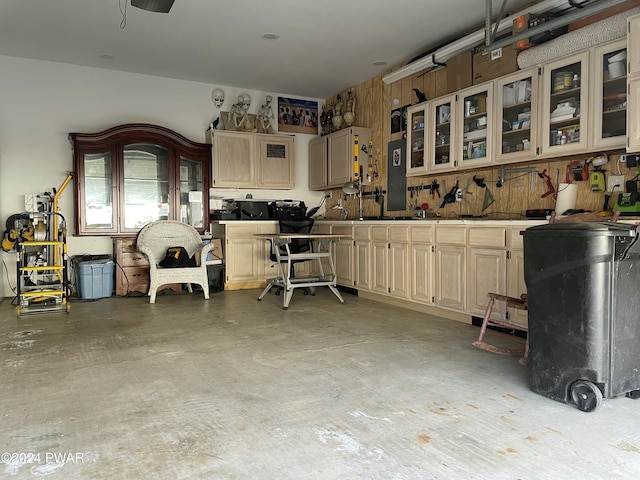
[
  {"x1": 240, "y1": 93, "x2": 251, "y2": 112},
  {"x1": 211, "y1": 88, "x2": 225, "y2": 108}
]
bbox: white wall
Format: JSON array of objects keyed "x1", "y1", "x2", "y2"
[{"x1": 0, "y1": 55, "x2": 324, "y2": 298}]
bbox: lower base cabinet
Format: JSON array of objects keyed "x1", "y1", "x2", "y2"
[{"x1": 434, "y1": 226, "x2": 467, "y2": 311}]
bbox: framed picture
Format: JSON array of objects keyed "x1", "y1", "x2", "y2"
[{"x1": 277, "y1": 97, "x2": 319, "y2": 134}]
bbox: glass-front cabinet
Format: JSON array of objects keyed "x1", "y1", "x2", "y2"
[
  {"x1": 457, "y1": 84, "x2": 493, "y2": 169},
  {"x1": 71, "y1": 124, "x2": 211, "y2": 235},
  {"x1": 429, "y1": 95, "x2": 456, "y2": 172},
  {"x1": 593, "y1": 39, "x2": 627, "y2": 149},
  {"x1": 540, "y1": 51, "x2": 589, "y2": 156},
  {"x1": 629, "y1": 14, "x2": 640, "y2": 152},
  {"x1": 406, "y1": 103, "x2": 428, "y2": 176},
  {"x1": 495, "y1": 68, "x2": 539, "y2": 164}
]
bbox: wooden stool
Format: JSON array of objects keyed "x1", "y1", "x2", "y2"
[{"x1": 472, "y1": 292, "x2": 529, "y2": 362}]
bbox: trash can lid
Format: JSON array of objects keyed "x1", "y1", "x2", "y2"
[{"x1": 522, "y1": 222, "x2": 637, "y2": 238}]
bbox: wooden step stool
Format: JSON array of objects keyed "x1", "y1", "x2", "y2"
[{"x1": 472, "y1": 292, "x2": 529, "y2": 362}]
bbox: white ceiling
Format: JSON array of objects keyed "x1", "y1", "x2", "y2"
[{"x1": 0, "y1": 0, "x2": 538, "y2": 99}]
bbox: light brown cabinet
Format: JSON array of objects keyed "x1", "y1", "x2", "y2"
[
  {"x1": 209, "y1": 130, "x2": 294, "y2": 189},
  {"x1": 410, "y1": 225, "x2": 434, "y2": 305},
  {"x1": 308, "y1": 127, "x2": 372, "y2": 190},
  {"x1": 434, "y1": 226, "x2": 467, "y2": 311},
  {"x1": 212, "y1": 222, "x2": 278, "y2": 290},
  {"x1": 113, "y1": 237, "x2": 182, "y2": 296}
]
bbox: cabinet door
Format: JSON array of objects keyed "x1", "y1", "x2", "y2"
[
  {"x1": 592, "y1": 40, "x2": 627, "y2": 149},
  {"x1": 468, "y1": 247, "x2": 507, "y2": 318},
  {"x1": 629, "y1": 78, "x2": 640, "y2": 152},
  {"x1": 458, "y1": 84, "x2": 494, "y2": 169},
  {"x1": 495, "y1": 68, "x2": 539, "y2": 163},
  {"x1": 389, "y1": 242, "x2": 409, "y2": 299},
  {"x1": 256, "y1": 134, "x2": 294, "y2": 189},
  {"x1": 428, "y1": 95, "x2": 456, "y2": 173},
  {"x1": 332, "y1": 225, "x2": 354, "y2": 286},
  {"x1": 212, "y1": 131, "x2": 255, "y2": 187},
  {"x1": 507, "y1": 249, "x2": 528, "y2": 328},
  {"x1": 327, "y1": 129, "x2": 352, "y2": 187},
  {"x1": 540, "y1": 51, "x2": 590, "y2": 156},
  {"x1": 371, "y1": 241, "x2": 388, "y2": 294},
  {"x1": 226, "y1": 235, "x2": 259, "y2": 282},
  {"x1": 411, "y1": 243, "x2": 433, "y2": 304},
  {"x1": 77, "y1": 147, "x2": 118, "y2": 234},
  {"x1": 406, "y1": 103, "x2": 428, "y2": 176},
  {"x1": 629, "y1": 14, "x2": 640, "y2": 77},
  {"x1": 435, "y1": 245, "x2": 466, "y2": 311},
  {"x1": 353, "y1": 225, "x2": 370, "y2": 290},
  {"x1": 308, "y1": 136, "x2": 327, "y2": 190},
  {"x1": 354, "y1": 241, "x2": 371, "y2": 290}
]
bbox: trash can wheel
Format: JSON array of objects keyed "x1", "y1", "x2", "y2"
[{"x1": 570, "y1": 380, "x2": 602, "y2": 412}]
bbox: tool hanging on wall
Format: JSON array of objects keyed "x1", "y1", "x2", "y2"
[
  {"x1": 353, "y1": 135, "x2": 360, "y2": 182},
  {"x1": 538, "y1": 169, "x2": 556, "y2": 198},
  {"x1": 566, "y1": 160, "x2": 588, "y2": 182}
]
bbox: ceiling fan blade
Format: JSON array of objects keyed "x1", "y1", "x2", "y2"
[{"x1": 131, "y1": 0, "x2": 175, "y2": 13}]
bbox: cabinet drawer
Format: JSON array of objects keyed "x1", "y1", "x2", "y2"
[
  {"x1": 119, "y1": 252, "x2": 149, "y2": 267},
  {"x1": 331, "y1": 225, "x2": 352, "y2": 236},
  {"x1": 508, "y1": 227, "x2": 526, "y2": 250},
  {"x1": 389, "y1": 226, "x2": 409, "y2": 243},
  {"x1": 117, "y1": 266, "x2": 149, "y2": 288},
  {"x1": 435, "y1": 226, "x2": 466, "y2": 245},
  {"x1": 117, "y1": 238, "x2": 138, "y2": 254},
  {"x1": 468, "y1": 227, "x2": 506, "y2": 247},
  {"x1": 353, "y1": 226, "x2": 370, "y2": 241},
  {"x1": 410, "y1": 226, "x2": 434, "y2": 243},
  {"x1": 371, "y1": 226, "x2": 388, "y2": 242}
]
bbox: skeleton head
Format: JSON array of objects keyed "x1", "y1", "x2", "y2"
[
  {"x1": 265, "y1": 95, "x2": 272, "y2": 106},
  {"x1": 211, "y1": 88, "x2": 225, "y2": 108},
  {"x1": 240, "y1": 93, "x2": 251, "y2": 112}
]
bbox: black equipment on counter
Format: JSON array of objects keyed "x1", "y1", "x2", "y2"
[
  {"x1": 272, "y1": 200, "x2": 307, "y2": 220},
  {"x1": 217, "y1": 199, "x2": 307, "y2": 221}
]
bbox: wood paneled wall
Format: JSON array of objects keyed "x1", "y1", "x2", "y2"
[{"x1": 321, "y1": 66, "x2": 630, "y2": 220}]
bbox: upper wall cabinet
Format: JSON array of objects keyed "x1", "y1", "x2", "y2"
[
  {"x1": 209, "y1": 130, "x2": 294, "y2": 189},
  {"x1": 592, "y1": 39, "x2": 628, "y2": 150},
  {"x1": 308, "y1": 127, "x2": 372, "y2": 190},
  {"x1": 70, "y1": 124, "x2": 210, "y2": 236},
  {"x1": 539, "y1": 51, "x2": 590, "y2": 157},
  {"x1": 495, "y1": 68, "x2": 540, "y2": 164},
  {"x1": 457, "y1": 83, "x2": 495, "y2": 170},
  {"x1": 407, "y1": 84, "x2": 495, "y2": 176},
  {"x1": 628, "y1": 14, "x2": 640, "y2": 152}
]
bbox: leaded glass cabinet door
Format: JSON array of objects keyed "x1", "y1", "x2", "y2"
[
  {"x1": 80, "y1": 149, "x2": 117, "y2": 233},
  {"x1": 179, "y1": 157, "x2": 205, "y2": 229},
  {"x1": 121, "y1": 144, "x2": 170, "y2": 232}
]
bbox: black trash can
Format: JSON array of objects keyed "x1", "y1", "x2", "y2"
[{"x1": 522, "y1": 222, "x2": 640, "y2": 412}]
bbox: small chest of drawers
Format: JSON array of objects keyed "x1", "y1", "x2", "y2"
[{"x1": 113, "y1": 237, "x2": 150, "y2": 296}]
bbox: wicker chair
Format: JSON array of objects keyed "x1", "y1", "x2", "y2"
[{"x1": 136, "y1": 220, "x2": 219, "y2": 304}]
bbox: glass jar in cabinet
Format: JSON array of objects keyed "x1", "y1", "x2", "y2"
[
  {"x1": 428, "y1": 95, "x2": 456, "y2": 173},
  {"x1": 495, "y1": 68, "x2": 539, "y2": 164},
  {"x1": 406, "y1": 103, "x2": 428, "y2": 176},
  {"x1": 540, "y1": 51, "x2": 589, "y2": 156},
  {"x1": 592, "y1": 39, "x2": 627, "y2": 149},
  {"x1": 457, "y1": 84, "x2": 494, "y2": 169}
]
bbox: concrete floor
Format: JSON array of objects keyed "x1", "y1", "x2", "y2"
[{"x1": 1, "y1": 288, "x2": 640, "y2": 479}]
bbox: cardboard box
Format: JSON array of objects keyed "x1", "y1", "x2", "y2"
[
  {"x1": 446, "y1": 51, "x2": 473, "y2": 93},
  {"x1": 473, "y1": 44, "x2": 519, "y2": 85},
  {"x1": 205, "y1": 238, "x2": 224, "y2": 261}
]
